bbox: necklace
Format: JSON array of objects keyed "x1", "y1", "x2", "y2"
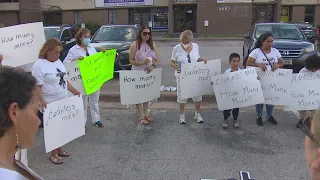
[{"x1": 0, "y1": 159, "x2": 14, "y2": 171}]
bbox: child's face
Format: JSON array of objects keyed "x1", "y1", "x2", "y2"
[{"x1": 230, "y1": 57, "x2": 240, "y2": 69}]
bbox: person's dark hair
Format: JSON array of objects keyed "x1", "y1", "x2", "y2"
[
  {"x1": 254, "y1": 32, "x2": 273, "y2": 49},
  {"x1": 0, "y1": 67, "x2": 36, "y2": 137},
  {"x1": 135, "y1": 25, "x2": 154, "y2": 51},
  {"x1": 229, "y1": 53, "x2": 240, "y2": 62},
  {"x1": 305, "y1": 54, "x2": 320, "y2": 70},
  {"x1": 75, "y1": 28, "x2": 91, "y2": 45}
]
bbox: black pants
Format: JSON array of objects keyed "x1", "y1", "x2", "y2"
[
  {"x1": 223, "y1": 108, "x2": 239, "y2": 120},
  {"x1": 38, "y1": 110, "x2": 44, "y2": 128}
]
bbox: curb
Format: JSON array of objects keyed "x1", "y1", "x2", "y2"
[
  {"x1": 100, "y1": 91, "x2": 217, "y2": 103},
  {"x1": 153, "y1": 38, "x2": 243, "y2": 42}
]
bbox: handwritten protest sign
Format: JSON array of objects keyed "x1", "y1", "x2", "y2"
[
  {"x1": 0, "y1": 22, "x2": 45, "y2": 67},
  {"x1": 284, "y1": 72, "x2": 320, "y2": 111},
  {"x1": 78, "y1": 49, "x2": 116, "y2": 95},
  {"x1": 253, "y1": 68, "x2": 292, "y2": 105},
  {"x1": 120, "y1": 68, "x2": 162, "y2": 105},
  {"x1": 180, "y1": 60, "x2": 221, "y2": 99},
  {"x1": 66, "y1": 61, "x2": 86, "y2": 96},
  {"x1": 212, "y1": 68, "x2": 264, "y2": 110},
  {"x1": 43, "y1": 96, "x2": 85, "y2": 153}
]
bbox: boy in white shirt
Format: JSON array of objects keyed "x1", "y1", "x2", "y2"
[
  {"x1": 222, "y1": 53, "x2": 241, "y2": 129},
  {"x1": 296, "y1": 54, "x2": 320, "y2": 128}
]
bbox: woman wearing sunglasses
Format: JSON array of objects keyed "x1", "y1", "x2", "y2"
[
  {"x1": 64, "y1": 28, "x2": 104, "y2": 128},
  {"x1": 170, "y1": 30, "x2": 207, "y2": 124},
  {"x1": 129, "y1": 25, "x2": 160, "y2": 125}
]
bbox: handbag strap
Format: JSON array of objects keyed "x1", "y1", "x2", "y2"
[{"x1": 259, "y1": 48, "x2": 272, "y2": 66}]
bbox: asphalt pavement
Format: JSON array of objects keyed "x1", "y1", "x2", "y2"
[{"x1": 28, "y1": 103, "x2": 310, "y2": 180}]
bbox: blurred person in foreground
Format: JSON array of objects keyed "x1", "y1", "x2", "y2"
[
  {"x1": 305, "y1": 110, "x2": 320, "y2": 180},
  {"x1": 0, "y1": 67, "x2": 43, "y2": 179}
]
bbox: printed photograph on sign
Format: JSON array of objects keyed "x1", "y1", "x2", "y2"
[
  {"x1": 253, "y1": 67, "x2": 292, "y2": 105},
  {"x1": 65, "y1": 61, "x2": 86, "y2": 95},
  {"x1": 212, "y1": 68, "x2": 264, "y2": 110},
  {"x1": 180, "y1": 60, "x2": 221, "y2": 99},
  {"x1": 43, "y1": 96, "x2": 85, "y2": 153},
  {"x1": 120, "y1": 68, "x2": 162, "y2": 105},
  {"x1": 284, "y1": 72, "x2": 320, "y2": 111},
  {"x1": 0, "y1": 22, "x2": 45, "y2": 67}
]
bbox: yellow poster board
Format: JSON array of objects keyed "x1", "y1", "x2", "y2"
[{"x1": 78, "y1": 49, "x2": 116, "y2": 95}]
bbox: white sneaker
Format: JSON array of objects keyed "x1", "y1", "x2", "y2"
[
  {"x1": 179, "y1": 113, "x2": 186, "y2": 124},
  {"x1": 194, "y1": 112, "x2": 204, "y2": 123}
]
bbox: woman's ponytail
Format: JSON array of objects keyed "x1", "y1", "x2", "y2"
[{"x1": 253, "y1": 32, "x2": 273, "y2": 49}]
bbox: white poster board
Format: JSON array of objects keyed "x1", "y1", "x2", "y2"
[
  {"x1": 180, "y1": 60, "x2": 221, "y2": 99},
  {"x1": 43, "y1": 96, "x2": 85, "y2": 153},
  {"x1": 0, "y1": 22, "x2": 45, "y2": 67},
  {"x1": 65, "y1": 61, "x2": 86, "y2": 96},
  {"x1": 284, "y1": 72, "x2": 320, "y2": 111},
  {"x1": 120, "y1": 68, "x2": 162, "y2": 105},
  {"x1": 254, "y1": 68, "x2": 293, "y2": 105},
  {"x1": 212, "y1": 68, "x2": 264, "y2": 110}
]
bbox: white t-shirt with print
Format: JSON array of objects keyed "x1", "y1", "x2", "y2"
[
  {"x1": 224, "y1": 67, "x2": 241, "y2": 74},
  {"x1": 171, "y1": 43, "x2": 200, "y2": 76},
  {"x1": 32, "y1": 59, "x2": 68, "y2": 104},
  {"x1": 299, "y1": 67, "x2": 320, "y2": 73},
  {"x1": 249, "y1": 48, "x2": 281, "y2": 70}
]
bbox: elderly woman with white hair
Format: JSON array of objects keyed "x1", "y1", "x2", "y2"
[{"x1": 170, "y1": 30, "x2": 207, "y2": 124}]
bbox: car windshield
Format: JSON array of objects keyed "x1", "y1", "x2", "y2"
[
  {"x1": 254, "y1": 24, "x2": 305, "y2": 40},
  {"x1": 92, "y1": 26, "x2": 137, "y2": 42},
  {"x1": 44, "y1": 28, "x2": 61, "y2": 40}
]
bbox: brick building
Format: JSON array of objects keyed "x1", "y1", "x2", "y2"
[{"x1": 0, "y1": 0, "x2": 319, "y2": 36}]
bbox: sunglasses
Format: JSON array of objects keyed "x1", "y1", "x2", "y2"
[
  {"x1": 142, "y1": 32, "x2": 150, "y2": 36},
  {"x1": 302, "y1": 116, "x2": 320, "y2": 147},
  {"x1": 187, "y1": 54, "x2": 191, "y2": 63}
]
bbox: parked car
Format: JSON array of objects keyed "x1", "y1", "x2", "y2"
[
  {"x1": 243, "y1": 23, "x2": 318, "y2": 73},
  {"x1": 288, "y1": 22, "x2": 318, "y2": 43},
  {"x1": 90, "y1": 24, "x2": 139, "y2": 71},
  {"x1": 43, "y1": 25, "x2": 77, "y2": 61}
]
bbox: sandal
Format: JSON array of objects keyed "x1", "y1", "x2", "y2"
[
  {"x1": 145, "y1": 116, "x2": 153, "y2": 122},
  {"x1": 140, "y1": 118, "x2": 150, "y2": 125},
  {"x1": 49, "y1": 154, "x2": 63, "y2": 164},
  {"x1": 57, "y1": 148, "x2": 71, "y2": 157}
]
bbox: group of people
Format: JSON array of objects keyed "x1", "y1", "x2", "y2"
[{"x1": 0, "y1": 25, "x2": 320, "y2": 179}]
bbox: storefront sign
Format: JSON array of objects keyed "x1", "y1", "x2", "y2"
[
  {"x1": 280, "y1": 7, "x2": 290, "y2": 22},
  {"x1": 217, "y1": 0, "x2": 251, "y2": 3},
  {"x1": 95, "y1": 0, "x2": 153, "y2": 7}
]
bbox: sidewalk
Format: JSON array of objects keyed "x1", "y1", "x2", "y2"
[{"x1": 100, "y1": 79, "x2": 216, "y2": 103}]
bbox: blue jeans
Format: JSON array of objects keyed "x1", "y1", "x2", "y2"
[{"x1": 255, "y1": 104, "x2": 274, "y2": 118}]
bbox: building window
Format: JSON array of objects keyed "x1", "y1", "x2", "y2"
[
  {"x1": 109, "y1": 9, "x2": 116, "y2": 24},
  {"x1": 73, "y1": 11, "x2": 81, "y2": 24},
  {"x1": 151, "y1": 8, "x2": 168, "y2": 30},
  {"x1": 0, "y1": 0, "x2": 19, "y2": 2},
  {"x1": 130, "y1": 8, "x2": 150, "y2": 27},
  {"x1": 304, "y1": 6, "x2": 315, "y2": 23}
]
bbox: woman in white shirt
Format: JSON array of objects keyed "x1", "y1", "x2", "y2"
[
  {"x1": 170, "y1": 30, "x2": 207, "y2": 124},
  {"x1": 32, "y1": 38, "x2": 80, "y2": 164},
  {"x1": 64, "y1": 28, "x2": 103, "y2": 128},
  {"x1": 0, "y1": 67, "x2": 43, "y2": 179},
  {"x1": 246, "y1": 32, "x2": 285, "y2": 126}
]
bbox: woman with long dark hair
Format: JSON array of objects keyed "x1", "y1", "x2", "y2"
[
  {"x1": 128, "y1": 25, "x2": 160, "y2": 125},
  {"x1": 246, "y1": 32, "x2": 285, "y2": 126}
]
